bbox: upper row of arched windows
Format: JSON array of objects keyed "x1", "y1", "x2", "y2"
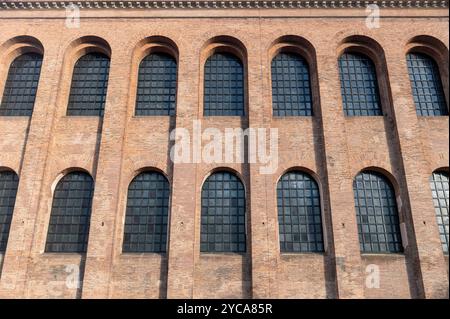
[
  {"x1": 0, "y1": 168, "x2": 448, "y2": 255},
  {"x1": 0, "y1": 40, "x2": 448, "y2": 117}
]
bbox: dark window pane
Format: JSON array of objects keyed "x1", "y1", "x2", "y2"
[
  {"x1": 204, "y1": 53, "x2": 244, "y2": 116},
  {"x1": 353, "y1": 171, "x2": 402, "y2": 253},
  {"x1": 406, "y1": 53, "x2": 448, "y2": 116},
  {"x1": 67, "y1": 53, "x2": 110, "y2": 116},
  {"x1": 0, "y1": 53, "x2": 42, "y2": 116},
  {"x1": 123, "y1": 172, "x2": 170, "y2": 253},
  {"x1": 0, "y1": 171, "x2": 19, "y2": 252},
  {"x1": 338, "y1": 53, "x2": 382, "y2": 116},
  {"x1": 272, "y1": 53, "x2": 313, "y2": 116},
  {"x1": 201, "y1": 171, "x2": 246, "y2": 252},
  {"x1": 430, "y1": 171, "x2": 449, "y2": 254},
  {"x1": 45, "y1": 172, "x2": 94, "y2": 253},
  {"x1": 277, "y1": 171, "x2": 323, "y2": 252},
  {"x1": 135, "y1": 53, "x2": 177, "y2": 116}
]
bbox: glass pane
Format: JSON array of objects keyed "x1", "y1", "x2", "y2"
[
  {"x1": 338, "y1": 53, "x2": 382, "y2": 116},
  {"x1": 277, "y1": 171, "x2": 324, "y2": 252},
  {"x1": 0, "y1": 171, "x2": 19, "y2": 252},
  {"x1": 204, "y1": 53, "x2": 244, "y2": 116},
  {"x1": 0, "y1": 53, "x2": 42, "y2": 116},
  {"x1": 67, "y1": 53, "x2": 110, "y2": 116},
  {"x1": 353, "y1": 171, "x2": 403, "y2": 253},
  {"x1": 135, "y1": 53, "x2": 177, "y2": 116},
  {"x1": 430, "y1": 171, "x2": 449, "y2": 254},
  {"x1": 200, "y1": 171, "x2": 246, "y2": 252},
  {"x1": 45, "y1": 172, "x2": 94, "y2": 253},
  {"x1": 123, "y1": 172, "x2": 170, "y2": 253},
  {"x1": 406, "y1": 53, "x2": 448, "y2": 116},
  {"x1": 272, "y1": 53, "x2": 313, "y2": 116}
]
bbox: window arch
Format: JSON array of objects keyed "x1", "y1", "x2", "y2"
[
  {"x1": 0, "y1": 170, "x2": 19, "y2": 252},
  {"x1": 430, "y1": 171, "x2": 449, "y2": 254},
  {"x1": 406, "y1": 52, "x2": 448, "y2": 116},
  {"x1": 0, "y1": 53, "x2": 43, "y2": 116},
  {"x1": 338, "y1": 52, "x2": 382, "y2": 116},
  {"x1": 353, "y1": 171, "x2": 402, "y2": 253},
  {"x1": 277, "y1": 171, "x2": 323, "y2": 252},
  {"x1": 200, "y1": 171, "x2": 246, "y2": 252},
  {"x1": 204, "y1": 53, "x2": 244, "y2": 116},
  {"x1": 67, "y1": 52, "x2": 110, "y2": 116},
  {"x1": 135, "y1": 53, "x2": 177, "y2": 116},
  {"x1": 271, "y1": 52, "x2": 313, "y2": 116},
  {"x1": 123, "y1": 171, "x2": 170, "y2": 253},
  {"x1": 45, "y1": 171, "x2": 94, "y2": 253}
]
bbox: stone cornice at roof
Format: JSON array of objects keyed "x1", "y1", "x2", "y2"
[{"x1": 0, "y1": 0, "x2": 448, "y2": 10}]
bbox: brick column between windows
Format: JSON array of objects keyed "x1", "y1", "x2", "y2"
[
  {"x1": 0, "y1": 39, "x2": 64, "y2": 298},
  {"x1": 246, "y1": 42, "x2": 280, "y2": 298},
  {"x1": 384, "y1": 47, "x2": 449, "y2": 299},
  {"x1": 315, "y1": 46, "x2": 365, "y2": 298},
  {"x1": 166, "y1": 42, "x2": 199, "y2": 298},
  {"x1": 81, "y1": 45, "x2": 132, "y2": 299}
]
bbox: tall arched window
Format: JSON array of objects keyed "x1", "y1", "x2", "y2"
[
  {"x1": 123, "y1": 171, "x2": 170, "y2": 253},
  {"x1": 67, "y1": 53, "x2": 110, "y2": 116},
  {"x1": 0, "y1": 53, "x2": 43, "y2": 116},
  {"x1": 45, "y1": 171, "x2": 94, "y2": 253},
  {"x1": 353, "y1": 171, "x2": 402, "y2": 253},
  {"x1": 406, "y1": 53, "x2": 448, "y2": 116},
  {"x1": 277, "y1": 171, "x2": 324, "y2": 252},
  {"x1": 0, "y1": 170, "x2": 19, "y2": 252},
  {"x1": 200, "y1": 171, "x2": 246, "y2": 253},
  {"x1": 204, "y1": 53, "x2": 244, "y2": 116},
  {"x1": 338, "y1": 52, "x2": 382, "y2": 116},
  {"x1": 135, "y1": 53, "x2": 177, "y2": 116},
  {"x1": 430, "y1": 171, "x2": 449, "y2": 254},
  {"x1": 271, "y1": 52, "x2": 313, "y2": 116}
]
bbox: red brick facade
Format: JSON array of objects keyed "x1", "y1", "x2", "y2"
[{"x1": 0, "y1": 1, "x2": 448, "y2": 298}]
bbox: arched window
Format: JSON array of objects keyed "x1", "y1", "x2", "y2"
[
  {"x1": 135, "y1": 53, "x2": 177, "y2": 116},
  {"x1": 204, "y1": 53, "x2": 244, "y2": 116},
  {"x1": 338, "y1": 52, "x2": 382, "y2": 116},
  {"x1": 271, "y1": 52, "x2": 313, "y2": 116},
  {"x1": 67, "y1": 53, "x2": 110, "y2": 116},
  {"x1": 200, "y1": 171, "x2": 246, "y2": 252},
  {"x1": 353, "y1": 171, "x2": 402, "y2": 253},
  {"x1": 430, "y1": 171, "x2": 449, "y2": 254},
  {"x1": 123, "y1": 171, "x2": 170, "y2": 253},
  {"x1": 45, "y1": 171, "x2": 94, "y2": 253},
  {"x1": 406, "y1": 53, "x2": 448, "y2": 116},
  {"x1": 0, "y1": 170, "x2": 19, "y2": 252},
  {"x1": 277, "y1": 171, "x2": 323, "y2": 252},
  {"x1": 0, "y1": 53, "x2": 43, "y2": 116}
]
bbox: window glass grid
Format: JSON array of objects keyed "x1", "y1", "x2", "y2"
[
  {"x1": 277, "y1": 172, "x2": 324, "y2": 252},
  {"x1": 45, "y1": 172, "x2": 94, "y2": 253},
  {"x1": 430, "y1": 172, "x2": 449, "y2": 254},
  {"x1": 338, "y1": 53, "x2": 382, "y2": 116},
  {"x1": 123, "y1": 172, "x2": 170, "y2": 253},
  {"x1": 67, "y1": 53, "x2": 110, "y2": 116},
  {"x1": 204, "y1": 53, "x2": 245, "y2": 116},
  {"x1": 0, "y1": 171, "x2": 19, "y2": 252},
  {"x1": 406, "y1": 53, "x2": 448, "y2": 116},
  {"x1": 0, "y1": 53, "x2": 42, "y2": 116},
  {"x1": 135, "y1": 53, "x2": 177, "y2": 116},
  {"x1": 271, "y1": 53, "x2": 313, "y2": 116},
  {"x1": 200, "y1": 172, "x2": 246, "y2": 253},
  {"x1": 353, "y1": 171, "x2": 403, "y2": 253}
]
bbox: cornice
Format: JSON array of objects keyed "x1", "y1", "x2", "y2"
[{"x1": 0, "y1": 0, "x2": 448, "y2": 10}]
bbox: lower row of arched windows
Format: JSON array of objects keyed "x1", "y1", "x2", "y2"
[{"x1": 0, "y1": 169, "x2": 448, "y2": 255}]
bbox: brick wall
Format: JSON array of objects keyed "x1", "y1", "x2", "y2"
[{"x1": 0, "y1": 5, "x2": 448, "y2": 298}]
